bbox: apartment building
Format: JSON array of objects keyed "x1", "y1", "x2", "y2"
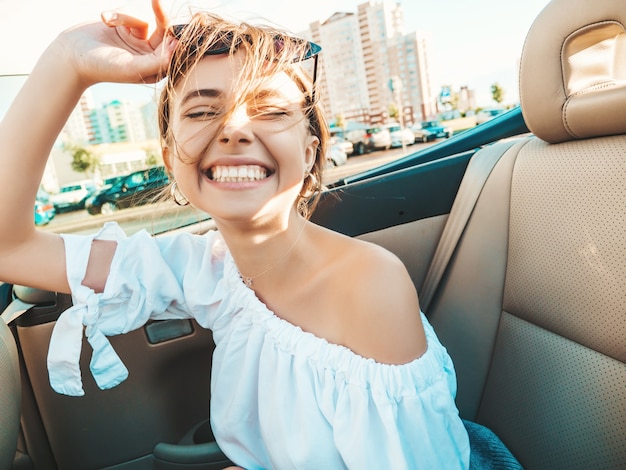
[
  {"x1": 310, "y1": 0, "x2": 436, "y2": 126},
  {"x1": 49, "y1": 92, "x2": 160, "y2": 188}
]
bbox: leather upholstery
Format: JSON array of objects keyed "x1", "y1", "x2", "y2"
[
  {"x1": 428, "y1": 0, "x2": 626, "y2": 467},
  {"x1": 0, "y1": 319, "x2": 20, "y2": 469},
  {"x1": 520, "y1": 0, "x2": 626, "y2": 143}
]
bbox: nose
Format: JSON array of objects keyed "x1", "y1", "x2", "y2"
[{"x1": 219, "y1": 105, "x2": 253, "y2": 145}]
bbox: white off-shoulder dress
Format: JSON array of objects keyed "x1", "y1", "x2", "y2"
[{"x1": 48, "y1": 222, "x2": 470, "y2": 469}]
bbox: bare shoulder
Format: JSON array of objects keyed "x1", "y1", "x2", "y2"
[{"x1": 330, "y1": 235, "x2": 427, "y2": 364}]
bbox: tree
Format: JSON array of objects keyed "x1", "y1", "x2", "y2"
[
  {"x1": 334, "y1": 113, "x2": 346, "y2": 131},
  {"x1": 144, "y1": 146, "x2": 162, "y2": 167},
  {"x1": 491, "y1": 82, "x2": 505, "y2": 104},
  {"x1": 65, "y1": 143, "x2": 99, "y2": 178},
  {"x1": 387, "y1": 102, "x2": 399, "y2": 121}
]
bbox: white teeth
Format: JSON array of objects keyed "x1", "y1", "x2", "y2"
[{"x1": 210, "y1": 165, "x2": 268, "y2": 183}]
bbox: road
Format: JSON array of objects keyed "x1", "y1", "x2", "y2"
[
  {"x1": 44, "y1": 142, "x2": 433, "y2": 236},
  {"x1": 324, "y1": 145, "x2": 411, "y2": 182}
]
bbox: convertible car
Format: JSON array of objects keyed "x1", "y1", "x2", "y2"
[{"x1": 1, "y1": 0, "x2": 624, "y2": 468}]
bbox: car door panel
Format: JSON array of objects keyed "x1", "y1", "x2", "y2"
[{"x1": 13, "y1": 291, "x2": 216, "y2": 470}]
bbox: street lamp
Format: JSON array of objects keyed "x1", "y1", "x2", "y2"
[{"x1": 389, "y1": 76, "x2": 406, "y2": 153}]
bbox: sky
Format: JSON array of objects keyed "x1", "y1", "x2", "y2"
[{"x1": 0, "y1": 0, "x2": 550, "y2": 111}]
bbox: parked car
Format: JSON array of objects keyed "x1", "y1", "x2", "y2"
[
  {"x1": 333, "y1": 123, "x2": 391, "y2": 155},
  {"x1": 385, "y1": 123, "x2": 416, "y2": 147},
  {"x1": 329, "y1": 136, "x2": 354, "y2": 156},
  {"x1": 331, "y1": 126, "x2": 367, "y2": 156},
  {"x1": 49, "y1": 180, "x2": 98, "y2": 213},
  {"x1": 33, "y1": 199, "x2": 55, "y2": 226},
  {"x1": 411, "y1": 122, "x2": 437, "y2": 143},
  {"x1": 101, "y1": 175, "x2": 126, "y2": 188},
  {"x1": 364, "y1": 126, "x2": 392, "y2": 152},
  {"x1": 475, "y1": 107, "x2": 507, "y2": 125},
  {"x1": 420, "y1": 120, "x2": 453, "y2": 139},
  {"x1": 327, "y1": 143, "x2": 348, "y2": 167},
  {"x1": 85, "y1": 166, "x2": 170, "y2": 215}
]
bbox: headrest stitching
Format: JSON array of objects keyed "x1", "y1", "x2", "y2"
[
  {"x1": 562, "y1": 80, "x2": 618, "y2": 139},
  {"x1": 561, "y1": 96, "x2": 577, "y2": 140},
  {"x1": 571, "y1": 81, "x2": 618, "y2": 95}
]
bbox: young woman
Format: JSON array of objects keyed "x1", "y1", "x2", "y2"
[{"x1": 0, "y1": 0, "x2": 470, "y2": 467}]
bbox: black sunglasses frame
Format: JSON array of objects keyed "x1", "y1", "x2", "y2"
[{"x1": 168, "y1": 24, "x2": 321, "y2": 100}]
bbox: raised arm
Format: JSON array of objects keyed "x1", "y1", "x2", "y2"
[{"x1": 0, "y1": 0, "x2": 174, "y2": 293}]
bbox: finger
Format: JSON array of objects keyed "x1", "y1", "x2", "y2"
[
  {"x1": 147, "y1": 36, "x2": 177, "y2": 81},
  {"x1": 101, "y1": 11, "x2": 149, "y2": 40},
  {"x1": 148, "y1": 0, "x2": 170, "y2": 50},
  {"x1": 129, "y1": 36, "x2": 177, "y2": 83}
]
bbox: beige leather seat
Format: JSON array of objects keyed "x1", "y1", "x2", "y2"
[
  {"x1": 427, "y1": 0, "x2": 626, "y2": 468},
  {"x1": 0, "y1": 317, "x2": 20, "y2": 469}
]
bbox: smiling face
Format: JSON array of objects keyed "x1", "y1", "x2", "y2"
[{"x1": 162, "y1": 52, "x2": 319, "y2": 225}]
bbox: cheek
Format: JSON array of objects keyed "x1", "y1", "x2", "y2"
[
  {"x1": 171, "y1": 122, "x2": 218, "y2": 162},
  {"x1": 169, "y1": 158, "x2": 197, "y2": 183}
]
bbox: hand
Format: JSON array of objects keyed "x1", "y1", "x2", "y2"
[{"x1": 54, "y1": 0, "x2": 175, "y2": 87}]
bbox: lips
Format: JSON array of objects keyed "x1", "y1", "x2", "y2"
[{"x1": 207, "y1": 165, "x2": 269, "y2": 183}]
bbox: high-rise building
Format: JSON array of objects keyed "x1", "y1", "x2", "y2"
[
  {"x1": 97, "y1": 100, "x2": 149, "y2": 144},
  {"x1": 49, "y1": 91, "x2": 159, "y2": 187},
  {"x1": 310, "y1": 12, "x2": 370, "y2": 123},
  {"x1": 58, "y1": 93, "x2": 93, "y2": 147},
  {"x1": 59, "y1": 96, "x2": 152, "y2": 146},
  {"x1": 310, "y1": 0, "x2": 436, "y2": 126}
]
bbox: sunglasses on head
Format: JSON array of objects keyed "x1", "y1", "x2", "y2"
[{"x1": 168, "y1": 24, "x2": 322, "y2": 98}]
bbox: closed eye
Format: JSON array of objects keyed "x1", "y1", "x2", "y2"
[
  {"x1": 247, "y1": 89, "x2": 299, "y2": 120},
  {"x1": 184, "y1": 108, "x2": 223, "y2": 120},
  {"x1": 254, "y1": 108, "x2": 290, "y2": 119}
]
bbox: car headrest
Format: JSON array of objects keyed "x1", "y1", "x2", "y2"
[{"x1": 519, "y1": 0, "x2": 626, "y2": 143}]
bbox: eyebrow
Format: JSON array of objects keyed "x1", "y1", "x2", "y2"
[
  {"x1": 249, "y1": 88, "x2": 302, "y2": 108},
  {"x1": 180, "y1": 88, "x2": 223, "y2": 106},
  {"x1": 180, "y1": 87, "x2": 301, "y2": 109},
  {"x1": 252, "y1": 89, "x2": 283, "y2": 101}
]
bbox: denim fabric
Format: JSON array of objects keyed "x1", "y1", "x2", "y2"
[{"x1": 463, "y1": 420, "x2": 523, "y2": 469}]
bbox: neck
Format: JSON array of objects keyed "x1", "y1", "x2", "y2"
[{"x1": 217, "y1": 213, "x2": 309, "y2": 287}]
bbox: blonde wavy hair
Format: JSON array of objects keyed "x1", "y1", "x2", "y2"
[{"x1": 158, "y1": 12, "x2": 328, "y2": 218}]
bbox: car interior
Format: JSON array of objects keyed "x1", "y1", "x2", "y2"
[{"x1": 1, "y1": 0, "x2": 625, "y2": 468}]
